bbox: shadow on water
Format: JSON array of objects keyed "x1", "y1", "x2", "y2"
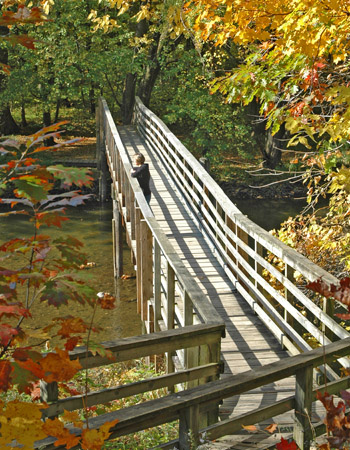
[
  {"x1": 0, "y1": 201, "x2": 142, "y2": 342},
  {"x1": 233, "y1": 198, "x2": 307, "y2": 231}
]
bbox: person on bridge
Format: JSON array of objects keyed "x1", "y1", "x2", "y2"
[{"x1": 131, "y1": 153, "x2": 151, "y2": 204}]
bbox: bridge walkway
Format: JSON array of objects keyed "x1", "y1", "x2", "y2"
[{"x1": 116, "y1": 125, "x2": 323, "y2": 447}]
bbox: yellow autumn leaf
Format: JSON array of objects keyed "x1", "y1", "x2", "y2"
[{"x1": 0, "y1": 400, "x2": 47, "y2": 450}]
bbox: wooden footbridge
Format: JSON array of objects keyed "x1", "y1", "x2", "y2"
[{"x1": 36, "y1": 98, "x2": 350, "y2": 450}]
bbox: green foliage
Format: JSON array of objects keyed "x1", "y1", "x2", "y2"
[{"x1": 153, "y1": 47, "x2": 257, "y2": 169}]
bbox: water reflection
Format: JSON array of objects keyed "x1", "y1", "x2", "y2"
[
  {"x1": 233, "y1": 198, "x2": 306, "y2": 231},
  {"x1": 0, "y1": 201, "x2": 141, "y2": 342}
]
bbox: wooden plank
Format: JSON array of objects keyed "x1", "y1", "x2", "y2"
[
  {"x1": 45, "y1": 362, "x2": 222, "y2": 418},
  {"x1": 69, "y1": 324, "x2": 225, "y2": 369}
]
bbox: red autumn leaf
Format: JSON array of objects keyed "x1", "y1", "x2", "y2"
[
  {"x1": 306, "y1": 277, "x2": 350, "y2": 306},
  {"x1": 0, "y1": 302, "x2": 30, "y2": 319},
  {"x1": 64, "y1": 336, "x2": 81, "y2": 351},
  {"x1": 17, "y1": 358, "x2": 45, "y2": 380},
  {"x1": 0, "y1": 360, "x2": 14, "y2": 391},
  {"x1": 0, "y1": 63, "x2": 11, "y2": 75},
  {"x1": 30, "y1": 382, "x2": 41, "y2": 401},
  {"x1": 60, "y1": 383, "x2": 82, "y2": 396},
  {"x1": 0, "y1": 323, "x2": 19, "y2": 346},
  {"x1": 40, "y1": 348, "x2": 82, "y2": 383},
  {"x1": 35, "y1": 210, "x2": 70, "y2": 228},
  {"x1": 97, "y1": 292, "x2": 116, "y2": 310},
  {"x1": 4, "y1": 34, "x2": 37, "y2": 49},
  {"x1": 276, "y1": 437, "x2": 298, "y2": 450},
  {"x1": 55, "y1": 316, "x2": 89, "y2": 338}
]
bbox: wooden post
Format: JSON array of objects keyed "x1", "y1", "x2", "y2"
[
  {"x1": 284, "y1": 264, "x2": 295, "y2": 328},
  {"x1": 199, "y1": 157, "x2": 210, "y2": 173},
  {"x1": 322, "y1": 297, "x2": 334, "y2": 341},
  {"x1": 166, "y1": 262, "x2": 175, "y2": 378},
  {"x1": 40, "y1": 380, "x2": 58, "y2": 418},
  {"x1": 96, "y1": 100, "x2": 101, "y2": 169},
  {"x1": 113, "y1": 200, "x2": 123, "y2": 278},
  {"x1": 98, "y1": 111, "x2": 108, "y2": 202},
  {"x1": 237, "y1": 225, "x2": 250, "y2": 291},
  {"x1": 135, "y1": 208, "x2": 142, "y2": 315},
  {"x1": 293, "y1": 365, "x2": 313, "y2": 450},
  {"x1": 141, "y1": 219, "x2": 153, "y2": 322},
  {"x1": 154, "y1": 240, "x2": 161, "y2": 332},
  {"x1": 179, "y1": 404, "x2": 199, "y2": 450}
]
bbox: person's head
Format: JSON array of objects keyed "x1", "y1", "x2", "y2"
[{"x1": 134, "y1": 153, "x2": 145, "y2": 166}]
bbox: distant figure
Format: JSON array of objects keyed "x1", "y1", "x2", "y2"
[{"x1": 131, "y1": 153, "x2": 151, "y2": 204}]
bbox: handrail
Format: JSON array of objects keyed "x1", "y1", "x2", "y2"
[
  {"x1": 40, "y1": 324, "x2": 225, "y2": 418},
  {"x1": 133, "y1": 96, "x2": 349, "y2": 371},
  {"x1": 36, "y1": 335, "x2": 350, "y2": 450}
]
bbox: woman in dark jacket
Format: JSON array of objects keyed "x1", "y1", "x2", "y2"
[{"x1": 131, "y1": 153, "x2": 151, "y2": 204}]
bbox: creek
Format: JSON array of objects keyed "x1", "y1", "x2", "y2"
[
  {"x1": 233, "y1": 197, "x2": 306, "y2": 231},
  {"x1": 1, "y1": 196, "x2": 305, "y2": 345},
  {"x1": 0, "y1": 201, "x2": 142, "y2": 343}
]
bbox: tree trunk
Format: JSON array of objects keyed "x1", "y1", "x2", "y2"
[
  {"x1": 21, "y1": 102, "x2": 27, "y2": 128},
  {"x1": 0, "y1": 28, "x2": 19, "y2": 135},
  {"x1": 137, "y1": 61, "x2": 160, "y2": 108},
  {"x1": 247, "y1": 100, "x2": 282, "y2": 169},
  {"x1": 0, "y1": 104, "x2": 20, "y2": 135},
  {"x1": 43, "y1": 110, "x2": 55, "y2": 146},
  {"x1": 262, "y1": 125, "x2": 283, "y2": 169},
  {"x1": 54, "y1": 99, "x2": 60, "y2": 123},
  {"x1": 121, "y1": 72, "x2": 136, "y2": 125},
  {"x1": 89, "y1": 86, "x2": 96, "y2": 115}
]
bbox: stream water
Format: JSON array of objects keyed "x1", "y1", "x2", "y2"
[
  {"x1": 1, "y1": 194, "x2": 306, "y2": 345},
  {"x1": 233, "y1": 197, "x2": 306, "y2": 231},
  {"x1": 0, "y1": 201, "x2": 141, "y2": 343}
]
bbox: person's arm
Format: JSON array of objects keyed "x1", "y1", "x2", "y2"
[{"x1": 131, "y1": 165, "x2": 146, "y2": 177}]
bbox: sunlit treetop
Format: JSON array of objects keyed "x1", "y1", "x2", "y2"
[{"x1": 187, "y1": 0, "x2": 350, "y2": 63}]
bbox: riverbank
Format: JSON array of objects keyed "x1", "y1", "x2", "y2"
[{"x1": 220, "y1": 178, "x2": 307, "y2": 201}]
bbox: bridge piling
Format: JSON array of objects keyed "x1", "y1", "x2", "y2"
[
  {"x1": 112, "y1": 198, "x2": 123, "y2": 278},
  {"x1": 96, "y1": 102, "x2": 109, "y2": 202}
]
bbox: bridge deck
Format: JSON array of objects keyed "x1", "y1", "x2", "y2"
[{"x1": 118, "y1": 125, "x2": 323, "y2": 448}]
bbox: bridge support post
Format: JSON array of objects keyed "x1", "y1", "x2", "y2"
[
  {"x1": 112, "y1": 199, "x2": 123, "y2": 278},
  {"x1": 141, "y1": 219, "x2": 153, "y2": 322},
  {"x1": 293, "y1": 364, "x2": 313, "y2": 450},
  {"x1": 96, "y1": 102, "x2": 109, "y2": 202},
  {"x1": 179, "y1": 404, "x2": 199, "y2": 450}
]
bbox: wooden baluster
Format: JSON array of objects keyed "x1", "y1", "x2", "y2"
[
  {"x1": 322, "y1": 296, "x2": 334, "y2": 341},
  {"x1": 135, "y1": 208, "x2": 142, "y2": 315},
  {"x1": 98, "y1": 110, "x2": 108, "y2": 202},
  {"x1": 112, "y1": 199, "x2": 123, "y2": 278},
  {"x1": 293, "y1": 365, "x2": 313, "y2": 450},
  {"x1": 166, "y1": 262, "x2": 175, "y2": 379},
  {"x1": 237, "y1": 225, "x2": 249, "y2": 291},
  {"x1": 184, "y1": 291, "x2": 198, "y2": 388},
  {"x1": 153, "y1": 239, "x2": 162, "y2": 371},
  {"x1": 154, "y1": 240, "x2": 161, "y2": 332},
  {"x1": 141, "y1": 219, "x2": 153, "y2": 322},
  {"x1": 179, "y1": 404, "x2": 199, "y2": 450},
  {"x1": 225, "y1": 215, "x2": 238, "y2": 281},
  {"x1": 130, "y1": 189, "x2": 135, "y2": 241},
  {"x1": 285, "y1": 264, "x2": 295, "y2": 328}
]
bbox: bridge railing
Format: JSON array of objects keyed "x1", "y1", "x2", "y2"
[
  {"x1": 37, "y1": 333, "x2": 350, "y2": 450},
  {"x1": 97, "y1": 97, "x2": 225, "y2": 392},
  {"x1": 133, "y1": 97, "x2": 350, "y2": 377}
]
